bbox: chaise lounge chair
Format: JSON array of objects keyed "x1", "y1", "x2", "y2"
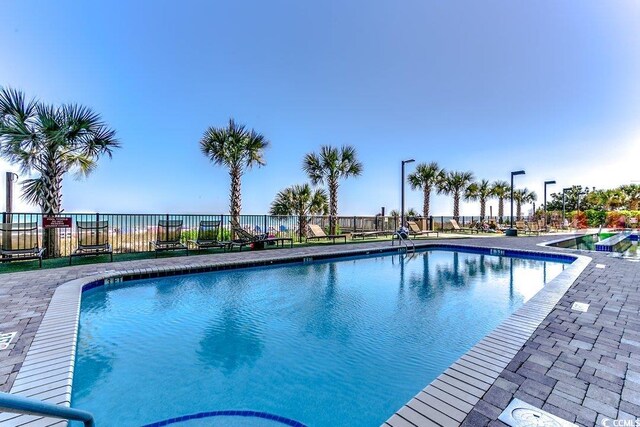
[
  {"x1": 70, "y1": 221, "x2": 113, "y2": 264},
  {"x1": 150, "y1": 220, "x2": 188, "y2": 257},
  {"x1": 306, "y1": 223, "x2": 347, "y2": 244},
  {"x1": 229, "y1": 219, "x2": 293, "y2": 251},
  {"x1": 407, "y1": 221, "x2": 439, "y2": 238},
  {"x1": 188, "y1": 220, "x2": 227, "y2": 252},
  {"x1": 448, "y1": 219, "x2": 478, "y2": 234},
  {"x1": 0, "y1": 223, "x2": 45, "y2": 268}
]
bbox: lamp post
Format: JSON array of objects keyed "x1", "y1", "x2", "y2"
[
  {"x1": 562, "y1": 187, "x2": 571, "y2": 227},
  {"x1": 543, "y1": 180, "x2": 556, "y2": 228},
  {"x1": 401, "y1": 159, "x2": 415, "y2": 229},
  {"x1": 507, "y1": 170, "x2": 525, "y2": 236}
]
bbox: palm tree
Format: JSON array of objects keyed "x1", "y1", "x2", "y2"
[
  {"x1": 491, "y1": 180, "x2": 511, "y2": 223},
  {"x1": 302, "y1": 145, "x2": 363, "y2": 234},
  {"x1": 200, "y1": 118, "x2": 269, "y2": 224},
  {"x1": 407, "y1": 162, "x2": 444, "y2": 219},
  {"x1": 437, "y1": 170, "x2": 474, "y2": 219},
  {"x1": 621, "y1": 184, "x2": 640, "y2": 210},
  {"x1": 0, "y1": 88, "x2": 119, "y2": 256},
  {"x1": 269, "y1": 184, "x2": 328, "y2": 241},
  {"x1": 465, "y1": 179, "x2": 493, "y2": 219},
  {"x1": 513, "y1": 188, "x2": 537, "y2": 219}
]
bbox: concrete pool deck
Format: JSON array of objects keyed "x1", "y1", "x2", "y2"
[{"x1": 0, "y1": 235, "x2": 638, "y2": 426}]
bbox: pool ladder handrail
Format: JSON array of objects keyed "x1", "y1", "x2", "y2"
[
  {"x1": 0, "y1": 391, "x2": 95, "y2": 427},
  {"x1": 392, "y1": 231, "x2": 415, "y2": 253}
]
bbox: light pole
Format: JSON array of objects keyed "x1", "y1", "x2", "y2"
[
  {"x1": 562, "y1": 187, "x2": 571, "y2": 227},
  {"x1": 543, "y1": 180, "x2": 556, "y2": 228},
  {"x1": 507, "y1": 170, "x2": 525, "y2": 236},
  {"x1": 401, "y1": 159, "x2": 415, "y2": 229}
]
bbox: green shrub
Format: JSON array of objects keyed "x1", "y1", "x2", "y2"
[{"x1": 584, "y1": 210, "x2": 607, "y2": 227}]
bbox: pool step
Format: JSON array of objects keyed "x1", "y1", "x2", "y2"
[{"x1": 595, "y1": 231, "x2": 633, "y2": 253}]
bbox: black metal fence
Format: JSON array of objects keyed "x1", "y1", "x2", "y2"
[{"x1": 0, "y1": 212, "x2": 531, "y2": 259}]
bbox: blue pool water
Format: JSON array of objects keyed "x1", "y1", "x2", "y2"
[{"x1": 72, "y1": 249, "x2": 568, "y2": 426}]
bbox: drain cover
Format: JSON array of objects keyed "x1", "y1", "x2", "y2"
[
  {"x1": 0, "y1": 332, "x2": 17, "y2": 350},
  {"x1": 499, "y1": 399, "x2": 577, "y2": 427},
  {"x1": 596, "y1": 264, "x2": 606, "y2": 269},
  {"x1": 571, "y1": 302, "x2": 589, "y2": 312}
]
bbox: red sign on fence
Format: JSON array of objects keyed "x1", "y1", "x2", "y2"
[{"x1": 43, "y1": 217, "x2": 72, "y2": 229}]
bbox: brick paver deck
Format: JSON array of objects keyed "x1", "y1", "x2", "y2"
[{"x1": 0, "y1": 235, "x2": 638, "y2": 426}]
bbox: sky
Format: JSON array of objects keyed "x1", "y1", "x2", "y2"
[{"x1": 1, "y1": 0, "x2": 640, "y2": 216}]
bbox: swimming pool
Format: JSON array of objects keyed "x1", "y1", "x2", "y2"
[
  {"x1": 548, "y1": 232, "x2": 639, "y2": 258},
  {"x1": 72, "y1": 248, "x2": 569, "y2": 426}
]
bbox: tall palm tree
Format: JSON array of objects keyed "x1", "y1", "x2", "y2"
[
  {"x1": 491, "y1": 180, "x2": 511, "y2": 223},
  {"x1": 465, "y1": 179, "x2": 493, "y2": 219},
  {"x1": 269, "y1": 184, "x2": 328, "y2": 241},
  {"x1": 0, "y1": 87, "x2": 119, "y2": 256},
  {"x1": 513, "y1": 188, "x2": 537, "y2": 219},
  {"x1": 437, "y1": 170, "x2": 474, "y2": 219},
  {"x1": 407, "y1": 162, "x2": 444, "y2": 219},
  {"x1": 200, "y1": 118, "x2": 269, "y2": 224},
  {"x1": 302, "y1": 145, "x2": 363, "y2": 234}
]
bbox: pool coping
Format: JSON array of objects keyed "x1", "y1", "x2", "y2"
[{"x1": 1, "y1": 242, "x2": 590, "y2": 426}]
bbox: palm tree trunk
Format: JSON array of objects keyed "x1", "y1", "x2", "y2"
[
  {"x1": 453, "y1": 192, "x2": 460, "y2": 220},
  {"x1": 480, "y1": 197, "x2": 486, "y2": 219},
  {"x1": 229, "y1": 166, "x2": 242, "y2": 224},
  {"x1": 41, "y1": 169, "x2": 63, "y2": 258},
  {"x1": 423, "y1": 187, "x2": 431, "y2": 218},
  {"x1": 516, "y1": 201, "x2": 522, "y2": 219},
  {"x1": 498, "y1": 197, "x2": 504, "y2": 222},
  {"x1": 328, "y1": 178, "x2": 338, "y2": 234}
]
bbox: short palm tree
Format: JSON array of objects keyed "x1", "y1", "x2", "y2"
[
  {"x1": 491, "y1": 180, "x2": 511, "y2": 223},
  {"x1": 0, "y1": 87, "x2": 119, "y2": 256},
  {"x1": 302, "y1": 145, "x2": 363, "y2": 234},
  {"x1": 465, "y1": 179, "x2": 493, "y2": 219},
  {"x1": 200, "y1": 118, "x2": 269, "y2": 224},
  {"x1": 513, "y1": 188, "x2": 537, "y2": 219},
  {"x1": 407, "y1": 162, "x2": 445, "y2": 219},
  {"x1": 269, "y1": 184, "x2": 328, "y2": 241},
  {"x1": 438, "y1": 170, "x2": 475, "y2": 219}
]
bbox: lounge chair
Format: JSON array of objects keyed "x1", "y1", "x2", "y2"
[
  {"x1": 306, "y1": 223, "x2": 347, "y2": 244},
  {"x1": 515, "y1": 220, "x2": 527, "y2": 233},
  {"x1": 0, "y1": 223, "x2": 45, "y2": 268},
  {"x1": 187, "y1": 220, "x2": 227, "y2": 252},
  {"x1": 150, "y1": 220, "x2": 188, "y2": 257},
  {"x1": 351, "y1": 230, "x2": 391, "y2": 240},
  {"x1": 407, "y1": 221, "x2": 439, "y2": 238},
  {"x1": 229, "y1": 219, "x2": 292, "y2": 250},
  {"x1": 70, "y1": 221, "x2": 113, "y2": 264},
  {"x1": 525, "y1": 221, "x2": 540, "y2": 236},
  {"x1": 449, "y1": 219, "x2": 478, "y2": 234}
]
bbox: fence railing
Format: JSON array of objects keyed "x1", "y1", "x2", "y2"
[{"x1": 0, "y1": 212, "x2": 532, "y2": 259}]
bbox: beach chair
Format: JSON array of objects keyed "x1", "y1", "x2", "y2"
[
  {"x1": 188, "y1": 220, "x2": 227, "y2": 251},
  {"x1": 407, "y1": 221, "x2": 439, "y2": 238},
  {"x1": 449, "y1": 219, "x2": 477, "y2": 234},
  {"x1": 150, "y1": 220, "x2": 188, "y2": 257},
  {"x1": 229, "y1": 219, "x2": 292, "y2": 250},
  {"x1": 0, "y1": 223, "x2": 45, "y2": 268},
  {"x1": 525, "y1": 221, "x2": 540, "y2": 236},
  {"x1": 70, "y1": 221, "x2": 113, "y2": 264},
  {"x1": 515, "y1": 220, "x2": 527, "y2": 233},
  {"x1": 306, "y1": 223, "x2": 347, "y2": 243}
]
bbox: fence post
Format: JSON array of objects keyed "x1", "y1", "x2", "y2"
[
  {"x1": 353, "y1": 216, "x2": 356, "y2": 233},
  {"x1": 429, "y1": 216, "x2": 433, "y2": 231},
  {"x1": 264, "y1": 215, "x2": 268, "y2": 236}
]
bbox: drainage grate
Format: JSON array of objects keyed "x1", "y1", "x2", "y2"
[
  {"x1": 571, "y1": 302, "x2": 589, "y2": 312},
  {"x1": 499, "y1": 399, "x2": 577, "y2": 427},
  {"x1": 0, "y1": 332, "x2": 17, "y2": 350}
]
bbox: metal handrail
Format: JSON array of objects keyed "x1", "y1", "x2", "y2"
[
  {"x1": 0, "y1": 392, "x2": 94, "y2": 427},
  {"x1": 391, "y1": 231, "x2": 415, "y2": 253}
]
